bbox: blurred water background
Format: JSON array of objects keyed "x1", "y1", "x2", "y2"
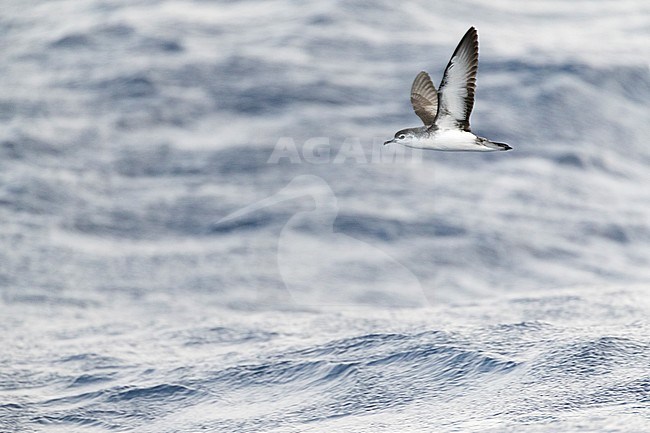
[{"x1": 1, "y1": 0, "x2": 649, "y2": 431}]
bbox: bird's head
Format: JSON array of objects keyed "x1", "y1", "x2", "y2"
[{"x1": 384, "y1": 128, "x2": 417, "y2": 146}]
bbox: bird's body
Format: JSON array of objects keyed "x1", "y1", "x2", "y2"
[
  {"x1": 385, "y1": 27, "x2": 512, "y2": 152},
  {"x1": 399, "y1": 127, "x2": 509, "y2": 152}
]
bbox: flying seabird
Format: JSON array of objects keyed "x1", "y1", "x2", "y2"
[{"x1": 384, "y1": 27, "x2": 512, "y2": 151}]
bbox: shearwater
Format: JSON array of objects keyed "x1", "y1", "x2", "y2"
[{"x1": 384, "y1": 27, "x2": 512, "y2": 152}]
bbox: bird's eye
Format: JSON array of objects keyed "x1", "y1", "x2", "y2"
[{"x1": 398, "y1": 134, "x2": 406, "y2": 139}]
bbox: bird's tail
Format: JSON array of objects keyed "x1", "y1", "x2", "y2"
[{"x1": 486, "y1": 140, "x2": 512, "y2": 151}]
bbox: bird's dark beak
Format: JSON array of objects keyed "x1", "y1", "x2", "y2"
[{"x1": 384, "y1": 139, "x2": 395, "y2": 146}]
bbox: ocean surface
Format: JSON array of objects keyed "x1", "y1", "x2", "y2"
[{"x1": 1, "y1": 1, "x2": 650, "y2": 432}]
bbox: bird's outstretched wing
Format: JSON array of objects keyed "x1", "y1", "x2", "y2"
[
  {"x1": 410, "y1": 71, "x2": 438, "y2": 126},
  {"x1": 433, "y1": 27, "x2": 479, "y2": 131}
]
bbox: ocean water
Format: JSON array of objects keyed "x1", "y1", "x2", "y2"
[{"x1": 1, "y1": 0, "x2": 649, "y2": 432}]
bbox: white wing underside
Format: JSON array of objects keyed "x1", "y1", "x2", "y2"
[{"x1": 433, "y1": 27, "x2": 479, "y2": 131}]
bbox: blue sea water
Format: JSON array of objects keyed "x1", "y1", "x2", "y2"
[{"x1": 1, "y1": 0, "x2": 650, "y2": 431}]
